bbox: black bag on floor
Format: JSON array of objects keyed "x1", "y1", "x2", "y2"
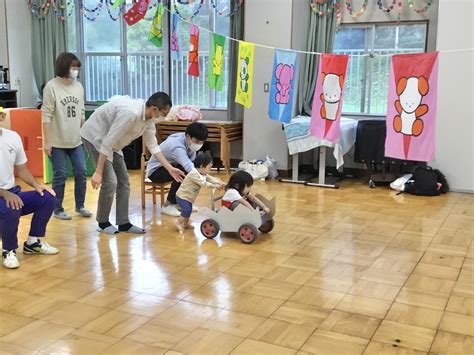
[{"x1": 404, "y1": 166, "x2": 449, "y2": 196}]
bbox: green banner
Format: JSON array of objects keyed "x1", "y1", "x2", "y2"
[
  {"x1": 148, "y1": 4, "x2": 165, "y2": 48},
  {"x1": 208, "y1": 33, "x2": 226, "y2": 91},
  {"x1": 111, "y1": 0, "x2": 125, "y2": 10}
]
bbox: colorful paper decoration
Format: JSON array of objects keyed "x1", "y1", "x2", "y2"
[
  {"x1": 208, "y1": 33, "x2": 226, "y2": 91},
  {"x1": 171, "y1": 13, "x2": 182, "y2": 60},
  {"x1": 188, "y1": 24, "x2": 200, "y2": 77},
  {"x1": 235, "y1": 41, "x2": 255, "y2": 108},
  {"x1": 345, "y1": 0, "x2": 369, "y2": 18},
  {"x1": 148, "y1": 4, "x2": 165, "y2": 48},
  {"x1": 385, "y1": 52, "x2": 439, "y2": 161},
  {"x1": 124, "y1": 0, "x2": 150, "y2": 26},
  {"x1": 408, "y1": 0, "x2": 433, "y2": 14},
  {"x1": 377, "y1": 0, "x2": 396, "y2": 13},
  {"x1": 174, "y1": 0, "x2": 204, "y2": 21},
  {"x1": 309, "y1": 54, "x2": 349, "y2": 143},
  {"x1": 268, "y1": 50, "x2": 297, "y2": 123}
]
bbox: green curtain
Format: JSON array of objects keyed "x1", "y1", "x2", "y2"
[
  {"x1": 31, "y1": 0, "x2": 67, "y2": 94},
  {"x1": 226, "y1": 1, "x2": 245, "y2": 121},
  {"x1": 297, "y1": 2, "x2": 337, "y2": 115}
]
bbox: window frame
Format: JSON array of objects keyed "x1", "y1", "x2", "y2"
[
  {"x1": 334, "y1": 21, "x2": 429, "y2": 117},
  {"x1": 67, "y1": 2, "x2": 228, "y2": 110}
]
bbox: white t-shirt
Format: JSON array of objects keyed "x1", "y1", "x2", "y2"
[
  {"x1": 0, "y1": 128, "x2": 27, "y2": 190},
  {"x1": 222, "y1": 188, "x2": 243, "y2": 203}
]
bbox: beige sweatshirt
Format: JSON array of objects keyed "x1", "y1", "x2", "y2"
[
  {"x1": 41, "y1": 77, "x2": 85, "y2": 148},
  {"x1": 176, "y1": 168, "x2": 222, "y2": 203}
]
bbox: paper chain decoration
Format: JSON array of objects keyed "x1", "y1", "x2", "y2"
[{"x1": 28, "y1": 1, "x2": 433, "y2": 22}]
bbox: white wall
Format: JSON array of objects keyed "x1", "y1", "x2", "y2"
[
  {"x1": 433, "y1": 0, "x2": 473, "y2": 192},
  {"x1": 2, "y1": 0, "x2": 37, "y2": 107},
  {"x1": 0, "y1": 0, "x2": 8, "y2": 66},
  {"x1": 243, "y1": 0, "x2": 295, "y2": 170}
]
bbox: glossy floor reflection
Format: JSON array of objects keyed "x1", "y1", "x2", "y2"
[{"x1": 0, "y1": 171, "x2": 473, "y2": 354}]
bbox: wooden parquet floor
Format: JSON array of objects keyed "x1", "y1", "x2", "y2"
[{"x1": 1, "y1": 172, "x2": 473, "y2": 354}]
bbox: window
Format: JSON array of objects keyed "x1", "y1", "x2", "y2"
[
  {"x1": 66, "y1": 0, "x2": 230, "y2": 108},
  {"x1": 334, "y1": 23, "x2": 427, "y2": 115}
]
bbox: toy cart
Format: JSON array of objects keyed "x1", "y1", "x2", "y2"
[{"x1": 199, "y1": 191, "x2": 276, "y2": 244}]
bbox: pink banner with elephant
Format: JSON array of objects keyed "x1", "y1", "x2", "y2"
[{"x1": 268, "y1": 50, "x2": 297, "y2": 123}]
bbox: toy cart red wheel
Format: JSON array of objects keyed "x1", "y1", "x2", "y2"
[
  {"x1": 200, "y1": 219, "x2": 219, "y2": 239},
  {"x1": 258, "y1": 218, "x2": 274, "y2": 233},
  {"x1": 238, "y1": 223, "x2": 258, "y2": 244}
]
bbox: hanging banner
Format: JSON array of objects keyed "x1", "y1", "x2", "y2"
[
  {"x1": 111, "y1": 0, "x2": 125, "y2": 10},
  {"x1": 309, "y1": 54, "x2": 349, "y2": 143},
  {"x1": 385, "y1": 52, "x2": 439, "y2": 161},
  {"x1": 188, "y1": 24, "x2": 200, "y2": 77},
  {"x1": 171, "y1": 13, "x2": 181, "y2": 60},
  {"x1": 124, "y1": 0, "x2": 151, "y2": 26},
  {"x1": 268, "y1": 50, "x2": 297, "y2": 123},
  {"x1": 235, "y1": 41, "x2": 255, "y2": 108},
  {"x1": 208, "y1": 33, "x2": 226, "y2": 91},
  {"x1": 148, "y1": 4, "x2": 165, "y2": 48}
]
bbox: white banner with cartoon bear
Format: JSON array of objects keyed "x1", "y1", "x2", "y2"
[
  {"x1": 309, "y1": 54, "x2": 349, "y2": 143},
  {"x1": 235, "y1": 41, "x2": 255, "y2": 108},
  {"x1": 385, "y1": 52, "x2": 439, "y2": 161},
  {"x1": 268, "y1": 50, "x2": 297, "y2": 123}
]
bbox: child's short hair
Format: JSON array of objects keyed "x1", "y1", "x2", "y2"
[
  {"x1": 194, "y1": 151, "x2": 213, "y2": 168},
  {"x1": 226, "y1": 170, "x2": 254, "y2": 195}
]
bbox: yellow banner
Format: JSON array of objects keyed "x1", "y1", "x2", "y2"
[{"x1": 235, "y1": 41, "x2": 255, "y2": 108}]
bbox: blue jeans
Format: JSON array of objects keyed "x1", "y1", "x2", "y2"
[
  {"x1": 176, "y1": 196, "x2": 193, "y2": 218},
  {"x1": 0, "y1": 186, "x2": 55, "y2": 251},
  {"x1": 50, "y1": 146, "x2": 87, "y2": 213}
]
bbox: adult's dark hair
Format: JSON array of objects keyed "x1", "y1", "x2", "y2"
[
  {"x1": 186, "y1": 122, "x2": 208, "y2": 141},
  {"x1": 193, "y1": 151, "x2": 213, "y2": 168},
  {"x1": 226, "y1": 170, "x2": 254, "y2": 195},
  {"x1": 55, "y1": 52, "x2": 81, "y2": 78},
  {"x1": 146, "y1": 92, "x2": 172, "y2": 110}
]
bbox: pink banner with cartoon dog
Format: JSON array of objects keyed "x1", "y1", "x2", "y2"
[
  {"x1": 385, "y1": 52, "x2": 439, "y2": 161},
  {"x1": 309, "y1": 54, "x2": 349, "y2": 143}
]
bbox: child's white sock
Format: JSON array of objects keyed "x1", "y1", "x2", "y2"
[{"x1": 26, "y1": 236, "x2": 39, "y2": 245}]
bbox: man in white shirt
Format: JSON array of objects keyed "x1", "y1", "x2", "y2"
[
  {"x1": 81, "y1": 92, "x2": 184, "y2": 234},
  {"x1": 0, "y1": 109, "x2": 59, "y2": 269}
]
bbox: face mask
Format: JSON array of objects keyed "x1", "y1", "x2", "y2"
[
  {"x1": 69, "y1": 69, "x2": 79, "y2": 80},
  {"x1": 189, "y1": 142, "x2": 203, "y2": 152}
]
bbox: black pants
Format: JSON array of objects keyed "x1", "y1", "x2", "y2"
[{"x1": 148, "y1": 165, "x2": 186, "y2": 205}]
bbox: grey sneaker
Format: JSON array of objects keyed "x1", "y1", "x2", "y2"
[
  {"x1": 53, "y1": 211, "x2": 72, "y2": 220},
  {"x1": 76, "y1": 208, "x2": 92, "y2": 218}
]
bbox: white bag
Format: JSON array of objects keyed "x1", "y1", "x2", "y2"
[
  {"x1": 390, "y1": 174, "x2": 413, "y2": 192},
  {"x1": 238, "y1": 160, "x2": 269, "y2": 180},
  {"x1": 264, "y1": 155, "x2": 278, "y2": 179}
]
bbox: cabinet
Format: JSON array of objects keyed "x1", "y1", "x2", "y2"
[{"x1": 0, "y1": 90, "x2": 18, "y2": 108}]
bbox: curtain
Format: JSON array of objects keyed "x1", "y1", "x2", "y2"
[
  {"x1": 31, "y1": 0, "x2": 67, "y2": 94},
  {"x1": 226, "y1": 1, "x2": 245, "y2": 121},
  {"x1": 297, "y1": 2, "x2": 337, "y2": 115}
]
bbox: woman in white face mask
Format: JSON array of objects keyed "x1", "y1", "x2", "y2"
[{"x1": 41, "y1": 52, "x2": 92, "y2": 220}]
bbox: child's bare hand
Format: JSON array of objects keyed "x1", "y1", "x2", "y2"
[{"x1": 263, "y1": 206, "x2": 270, "y2": 214}]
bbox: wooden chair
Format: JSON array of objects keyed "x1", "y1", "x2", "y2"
[{"x1": 140, "y1": 142, "x2": 171, "y2": 209}]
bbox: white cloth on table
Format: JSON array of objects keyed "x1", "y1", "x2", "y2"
[{"x1": 283, "y1": 116, "x2": 358, "y2": 169}]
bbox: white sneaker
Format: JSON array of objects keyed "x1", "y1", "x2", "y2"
[
  {"x1": 23, "y1": 239, "x2": 59, "y2": 255},
  {"x1": 161, "y1": 204, "x2": 181, "y2": 217},
  {"x1": 54, "y1": 211, "x2": 72, "y2": 220},
  {"x1": 2, "y1": 250, "x2": 20, "y2": 269}
]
